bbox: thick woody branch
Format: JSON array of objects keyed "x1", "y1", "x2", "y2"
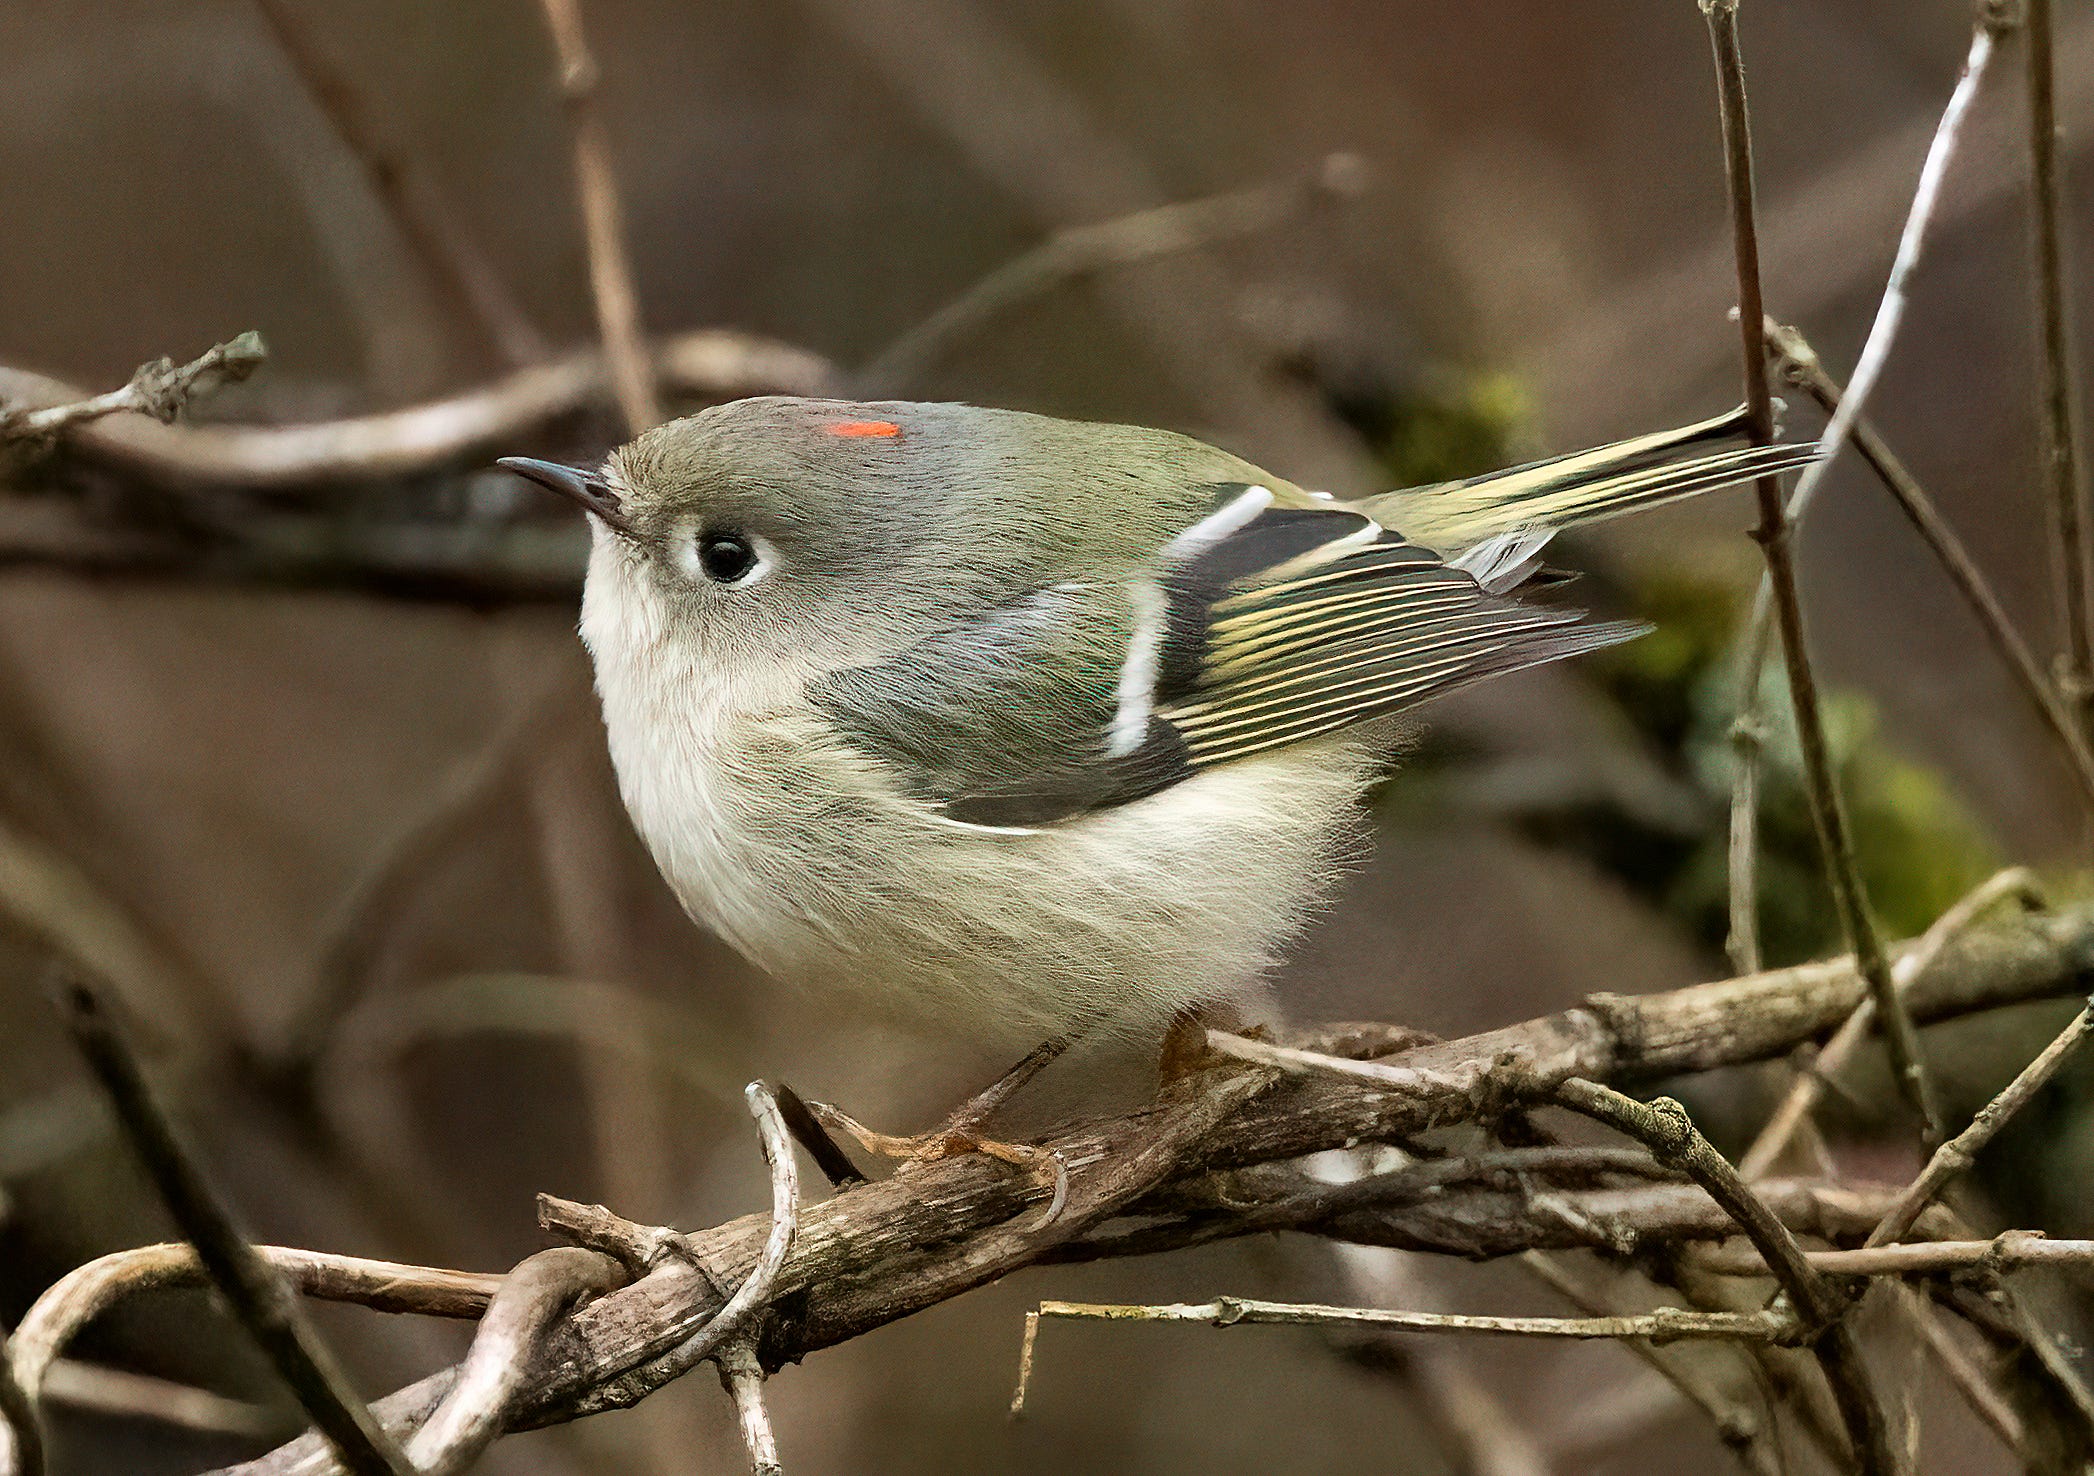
[{"x1": 204, "y1": 902, "x2": 2094, "y2": 1475}]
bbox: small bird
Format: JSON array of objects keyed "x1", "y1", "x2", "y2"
[{"x1": 500, "y1": 399, "x2": 1808, "y2": 1166}]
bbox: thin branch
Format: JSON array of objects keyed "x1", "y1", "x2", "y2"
[
  {"x1": 1697, "y1": 1230, "x2": 2094, "y2": 1277},
  {"x1": 249, "y1": 0, "x2": 547, "y2": 366},
  {"x1": 49, "y1": 976, "x2": 415, "y2": 1476},
  {"x1": 1766, "y1": 324, "x2": 2094, "y2": 812},
  {"x1": 540, "y1": 1080, "x2": 800, "y2": 1402},
  {"x1": 1555, "y1": 1080, "x2": 1896, "y2": 1476},
  {"x1": 405, "y1": 1248, "x2": 623, "y2": 1476},
  {"x1": 1708, "y1": 0, "x2": 2005, "y2": 1154},
  {"x1": 0, "y1": 329, "x2": 828, "y2": 490},
  {"x1": 715, "y1": 1339, "x2": 781, "y2": 1476},
  {"x1": 1867, "y1": 998, "x2": 2094, "y2": 1248},
  {"x1": 851, "y1": 154, "x2": 1368, "y2": 394},
  {"x1": 2023, "y1": 0, "x2": 2094, "y2": 721},
  {"x1": 10, "y1": 1244, "x2": 498, "y2": 1400},
  {"x1": 1700, "y1": 0, "x2": 1784, "y2": 981},
  {"x1": 1030, "y1": 1296, "x2": 1802, "y2": 1343},
  {"x1": 1740, "y1": 868, "x2": 2046, "y2": 1180},
  {"x1": 0, "y1": 334, "x2": 266, "y2": 442},
  {"x1": 533, "y1": 0, "x2": 659, "y2": 433},
  {"x1": 0, "y1": 1338, "x2": 43, "y2": 1476}
]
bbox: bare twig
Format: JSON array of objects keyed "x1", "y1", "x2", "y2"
[
  {"x1": 1766, "y1": 324, "x2": 2094, "y2": 811},
  {"x1": 0, "y1": 1338, "x2": 43, "y2": 1476},
  {"x1": 406, "y1": 1248, "x2": 623, "y2": 1476},
  {"x1": 1696, "y1": 1230, "x2": 2094, "y2": 1278},
  {"x1": 11, "y1": 1243, "x2": 497, "y2": 1399},
  {"x1": 1009, "y1": 1311, "x2": 1041, "y2": 1417},
  {"x1": 2023, "y1": 0, "x2": 2094, "y2": 722},
  {"x1": 533, "y1": 0, "x2": 659, "y2": 433},
  {"x1": 1708, "y1": 0, "x2": 2003, "y2": 1153},
  {"x1": 1556, "y1": 1079, "x2": 1896, "y2": 1476},
  {"x1": 852, "y1": 154, "x2": 1367, "y2": 394},
  {"x1": 715, "y1": 1339, "x2": 781, "y2": 1476},
  {"x1": 1700, "y1": 0, "x2": 1784, "y2": 981},
  {"x1": 0, "y1": 333, "x2": 266, "y2": 442},
  {"x1": 1867, "y1": 998, "x2": 2094, "y2": 1248},
  {"x1": 1029, "y1": 1296, "x2": 1801, "y2": 1343},
  {"x1": 1740, "y1": 867, "x2": 2046, "y2": 1181},
  {"x1": 544, "y1": 1081, "x2": 800, "y2": 1399},
  {"x1": 0, "y1": 329, "x2": 827, "y2": 491},
  {"x1": 249, "y1": 0, "x2": 546, "y2": 366},
  {"x1": 49, "y1": 976, "x2": 415, "y2": 1476}
]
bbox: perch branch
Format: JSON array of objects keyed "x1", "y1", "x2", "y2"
[{"x1": 202, "y1": 903, "x2": 2094, "y2": 1476}]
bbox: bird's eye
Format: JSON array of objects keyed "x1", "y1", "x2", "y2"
[{"x1": 697, "y1": 531, "x2": 759, "y2": 584}]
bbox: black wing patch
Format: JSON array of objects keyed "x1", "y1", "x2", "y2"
[{"x1": 1153, "y1": 499, "x2": 1641, "y2": 769}]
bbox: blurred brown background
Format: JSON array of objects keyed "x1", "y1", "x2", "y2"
[{"x1": 3, "y1": 0, "x2": 2092, "y2": 1471}]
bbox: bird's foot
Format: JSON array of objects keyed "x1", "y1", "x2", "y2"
[
  {"x1": 800, "y1": 1037, "x2": 1072, "y2": 1226},
  {"x1": 1157, "y1": 1003, "x2": 1266, "y2": 1093}
]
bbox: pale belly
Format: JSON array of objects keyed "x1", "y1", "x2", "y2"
[{"x1": 606, "y1": 690, "x2": 1375, "y2": 1045}]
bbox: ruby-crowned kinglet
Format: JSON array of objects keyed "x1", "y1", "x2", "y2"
[{"x1": 500, "y1": 400, "x2": 1810, "y2": 1046}]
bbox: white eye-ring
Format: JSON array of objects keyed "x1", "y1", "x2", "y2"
[{"x1": 680, "y1": 526, "x2": 775, "y2": 586}]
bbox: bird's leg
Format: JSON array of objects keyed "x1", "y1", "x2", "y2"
[{"x1": 805, "y1": 1037, "x2": 1072, "y2": 1221}]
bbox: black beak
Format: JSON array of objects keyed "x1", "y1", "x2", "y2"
[{"x1": 497, "y1": 457, "x2": 635, "y2": 535}]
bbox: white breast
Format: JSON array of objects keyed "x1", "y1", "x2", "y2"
[{"x1": 579, "y1": 537, "x2": 810, "y2": 969}]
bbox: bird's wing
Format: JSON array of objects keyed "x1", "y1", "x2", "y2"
[
  {"x1": 1361, "y1": 405, "x2": 1821, "y2": 554},
  {"x1": 812, "y1": 483, "x2": 1639, "y2": 830}
]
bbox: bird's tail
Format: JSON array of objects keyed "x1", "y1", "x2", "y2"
[{"x1": 1355, "y1": 405, "x2": 1820, "y2": 556}]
